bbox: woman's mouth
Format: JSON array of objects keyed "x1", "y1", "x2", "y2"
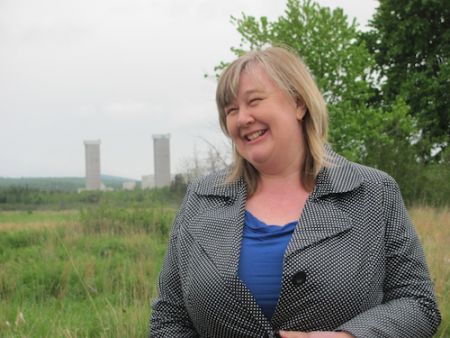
[{"x1": 245, "y1": 129, "x2": 267, "y2": 141}]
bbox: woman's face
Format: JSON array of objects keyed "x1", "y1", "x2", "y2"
[{"x1": 225, "y1": 65, "x2": 306, "y2": 175}]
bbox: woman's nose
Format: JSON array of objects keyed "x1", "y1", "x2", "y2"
[{"x1": 236, "y1": 107, "x2": 255, "y2": 127}]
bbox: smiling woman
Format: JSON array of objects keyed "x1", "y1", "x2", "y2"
[
  {"x1": 149, "y1": 46, "x2": 441, "y2": 338},
  {"x1": 224, "y1": 67, "x2": 306, "y2": 175},
  {"x1": 216, "y1": 48, "x2": 328, "y2": 197}
]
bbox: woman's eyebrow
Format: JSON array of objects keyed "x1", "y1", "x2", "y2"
[{"x1": 243, "y1": 89, "x2": 265, "y2": 96}]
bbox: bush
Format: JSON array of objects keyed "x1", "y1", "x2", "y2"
[{"x1": 79, "y1": 205, "x2": 175, "y2": 237}]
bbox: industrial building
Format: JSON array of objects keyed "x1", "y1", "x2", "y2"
[
  {"x1": 153, "y1": 134, "x2": 171, "y2": 188},
  {"x1": 122, "y1": 181, "x2": 137, "y2": 190},
  {"x1": 84, "y1": 140, "x2": 101, "y2": 190},
  {"x1": 141, "y1": 174, "x2": 155, "y2": 189}
]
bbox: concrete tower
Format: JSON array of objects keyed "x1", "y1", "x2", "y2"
[
  {"x1": 84, "y1": 140, "x2": 101, "y2": 190},
  {"x1": 153, "y1": 134, "x2": 171, "y2": 188}
]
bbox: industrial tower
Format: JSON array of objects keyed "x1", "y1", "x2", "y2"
[
  {"x1": 84, "y1": 140, "x2": 101, "y2": 190},
  {"x1": 152, "y1": 134, "x2": 171, "y2": 188}
]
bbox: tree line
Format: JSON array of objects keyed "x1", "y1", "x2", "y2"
[{"x1": 0, "y1": 184, "x2": 187, "y2": 211}]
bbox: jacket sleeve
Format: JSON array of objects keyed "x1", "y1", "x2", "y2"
[
  {"x1": 336, "y1": 176, "x2": 441, "y2": 338},
  {"x1": 149, "y1": 185, "x2": 199, "y2": 337}
]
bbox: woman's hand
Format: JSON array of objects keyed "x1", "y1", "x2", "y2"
[{"x1": 278, "y1": 331, "x2": 354, "y2": 338}]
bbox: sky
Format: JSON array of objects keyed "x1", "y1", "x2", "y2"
[{"x1": 0, "y1": 0, "x2": 377, "y2": 180}]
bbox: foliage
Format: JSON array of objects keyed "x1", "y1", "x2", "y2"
[
  {"x1": 0, "y1": 186, "x2": 185, "y2": 211},
  {"x1": 0, "y1": 186, "x2": 92, "y2": 210},
  {"x1": 361, "y1": 98, "x2": 422, "y2": 202},
  {"x1": 0, "y1": 210, "x2": 169, "y2": 337},
  {"x1": 0, "y1": 204, "x2": 174, "y2": 337},
  {"x1": 170, "y1": 174, "x2": 188, "y2": 196},
  {"x1": 0, "y1": 175, "x2": 134, "y2": 191},
  {"x1": 0, "y1": 210, "x2": 76, "y2": 225},
  {"x1": 215, "y1": 0, "x2": 449, "y2": 205},
  {"x1": 410, "y1": 207, "x2": 450, "y2": 338},
  {"x1": 79, "y1": 205, "x2": 175, "y2": 237},
  {"x1": 216, "y1": 0, "x2": 419, "y2": 163},
  {"x1": 361, "y1": 0, "x2": 450, "y2": 159},
  {"x1": 178, "y1": 140, "x2": 231, "y2": 184},
  {"x1": 0, "y1": 206, "x2": 448, "y2": 337}
]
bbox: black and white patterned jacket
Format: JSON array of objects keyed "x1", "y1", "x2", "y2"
[{"x1": 150, "y1": 149, "x2": 441, "y2": 338}]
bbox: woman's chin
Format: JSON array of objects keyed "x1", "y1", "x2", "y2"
[
  {"x1": 245, "y1": 154, "x2": 268, "y2": 167},
  {"x1": 245, "y1": 156, "x2": 277, "y2": 173}
]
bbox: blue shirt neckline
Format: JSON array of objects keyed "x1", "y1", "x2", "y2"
[{"x1": 244, "y1": 210, "x2": 298, "y2": 232}]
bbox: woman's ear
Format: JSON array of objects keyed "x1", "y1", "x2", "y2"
[{"x1": 296, "y1": 100, "x2": 307, "y2": 121}]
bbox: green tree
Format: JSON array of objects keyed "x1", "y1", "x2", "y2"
[
  {"x1": 362, "y1": 0, "x2": 450, "y2": 160},
  {"x1": 216, "y1": 0, "x2": 418, "y2": 165}
]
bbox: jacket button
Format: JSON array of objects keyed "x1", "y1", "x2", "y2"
[{"x1": 292, "y1": 271, "x2": 307, "y2": 286}]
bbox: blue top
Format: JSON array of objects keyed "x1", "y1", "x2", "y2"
[{"x1": 238, "y1": 210, "x2": 297, "y2": 320}]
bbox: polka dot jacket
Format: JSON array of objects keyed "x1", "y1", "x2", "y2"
[{"x1": 150, "y1": 149, "x2": 441, "y2": 338}]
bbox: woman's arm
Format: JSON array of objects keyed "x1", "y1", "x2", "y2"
[
  {"x1": 149, "y1": 187, "x2": 199, "y2": 338},
  {"x1": 334, "y1": 177, "x2": 441, "y2": 338}
]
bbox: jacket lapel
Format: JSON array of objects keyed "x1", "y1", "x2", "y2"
[
  {"x1": 188, "y1": 174, "x2": 274, "y2": 330},
  {"x1": 285, "y1": 198, "x2": 353, "y2": 258},
  {"x1": 286, "y1": 149, "x2": 362, "y2": 256},
  {"x1": 187, "y1": 175, "x2": 246, "y2": 281}
]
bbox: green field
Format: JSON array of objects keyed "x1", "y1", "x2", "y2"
[
  {"x1": 0, "y1": 206, "x2": 174, "y2": 337},
  {"x1": 0, "y1": 206, "x2": 448, "y2": 337}
]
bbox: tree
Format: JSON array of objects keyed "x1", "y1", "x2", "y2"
[
  {"x1": 170, "y1": 174, "x2": 188, "y2": 198},
  {"x1": 362, "y1": 0, "x2": 450, "y2": 160},
  {"x1": 215, "y1": 0, "x2": 419, "y2": 164},
  {"x1": 178, "y1": 141, "x2": 230, "y2": 184}
]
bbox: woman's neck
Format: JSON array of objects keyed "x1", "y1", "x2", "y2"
[
  {"x1": 257, "y1": 169, "x2": 305, "y2": 195},
  {"x1": 247, "y1": 169, "x2": 310, "y2": 226}
]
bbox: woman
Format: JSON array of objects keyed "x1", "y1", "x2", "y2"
[{"x1": 150, "y1": 47, "x2": 441, "y2": 337}]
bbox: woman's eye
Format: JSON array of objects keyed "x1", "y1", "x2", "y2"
[
  {"x1": 225, "y1": 107, "x2": 237, "y2": 116},
  {"x1": 249, "y1": 98, "x2": 262, "y2": 105}
]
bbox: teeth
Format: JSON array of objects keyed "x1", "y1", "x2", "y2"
[{"x1": 247, "y1": 130, "x2": 265, "y2": 141}]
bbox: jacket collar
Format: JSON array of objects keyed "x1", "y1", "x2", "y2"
[
  {"x1": 193, "y1": 146, "x2": 362, "y2": 199},
  {"x1": 310, "y1": 146, "x2": 363, "y2": 199},
  {"x1": 193, "y1": 171, "x2": 245, "y2": 199}
]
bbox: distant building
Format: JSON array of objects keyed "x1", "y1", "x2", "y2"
[
  {"x1": 141, "y1": 174, "x2": 155, "y2": 190},
  {"x1": 84, "y1": 140, "x2": 101, "y2": 190},
  {"x1": 153, "y1": 134, "x2": 171, "y2": 188},
  {"x1": 122, "y1": 181, "x2": 136, "y2": 190}
]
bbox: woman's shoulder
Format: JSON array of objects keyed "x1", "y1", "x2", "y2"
[
  {"x1": 187, "y1": 168, "x2": 245, "y2": 198},
  {"x1": 189, "y1": 169, "x2": 228, "y2": 188},
  {"x1": 350, "y1": 161, "x2": 397, "y2": 187},
  {"x1": 324, "y1": 150, "x2": 406, "y2": 219},
  {"x1": 326, "y1": 147, "x2": 398, "y2": 188}
]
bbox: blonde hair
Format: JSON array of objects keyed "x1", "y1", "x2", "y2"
[{"x1": 216, "y1": 46, "x2": 328, "y2": 195}]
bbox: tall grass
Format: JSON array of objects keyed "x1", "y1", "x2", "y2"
[
  {"x1": 0, "y1": 207, "x2": 172, "y2": 337},
  {"x1": 0, "y1": 210, "x2": 78, "y2": 232},
  {"x1": 0, "y1": 206, "x2": 448, "y2": 337},
  {"x1": 411, "y1": 206, "x2": 450, "y2": 337}
]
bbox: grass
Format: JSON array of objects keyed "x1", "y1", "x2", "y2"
[
  {"x1": 0, "y1": 206, "x2": 448, "y2": 337},
  {"x1": 411, "y1": 206, "x2": 450, "y2": 337},
  {"x1": 0, "y1": 210, "x2": 78, "y2": 232},
  {"x1": 0, "y1": 207, "x2": 171, "y2": 337}
]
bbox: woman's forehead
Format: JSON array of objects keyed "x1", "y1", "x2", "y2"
[
  {"x1": 220, "y1": 61, "x2": 284, "y2": 107},
  {"x1": 232, "y1": 65, "x2": 276, "y2": 93}
]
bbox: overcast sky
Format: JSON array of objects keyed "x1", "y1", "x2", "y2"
[{"x1": 0, "y1": 0, "x2": 377, "y2": 179}]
